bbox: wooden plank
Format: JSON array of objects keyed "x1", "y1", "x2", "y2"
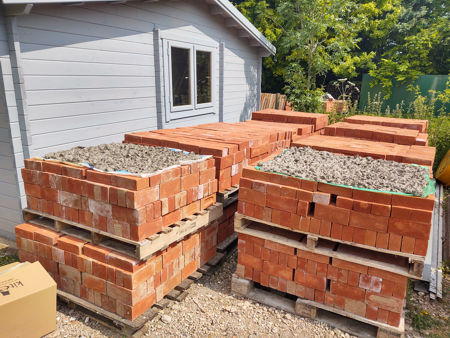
[
  {"x1": 234, "y1": 213, "x2": 425, "y2": 262},
  {"x1": 138, "y1": 203, "x2": 223, "y2": 260},
  {"x1": 235, "y1": 217, "x2": 418, "y2": 280},
  {"x1": 57, "y1": 289, "x2": 157, "y2": 336},
  {"x1": 216, "y1": 232, "x2": 238, "y2": 253}
]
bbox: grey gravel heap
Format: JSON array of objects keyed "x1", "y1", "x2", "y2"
[
  {"x1": 44, "y1": 143, "x2": 202, "y2": 174},
  {"x1": 257, "y1": 147, "x2": 429, "y2": 196}
]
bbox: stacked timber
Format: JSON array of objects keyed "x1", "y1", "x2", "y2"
[{"x1": 233, "y1": 116, "x2": 437, "y2": 337}]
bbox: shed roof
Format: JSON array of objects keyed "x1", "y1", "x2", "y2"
[{"x1": 1, "y1": 0, "x2": 276, "y2": 55}]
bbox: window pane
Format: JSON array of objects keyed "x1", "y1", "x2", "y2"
[
  {"x1": 171, "y1": 47, "x2": 191, "y2": 106},
  {"x1": 196, "y1": 50, "x2": 211, "y2": 104}
]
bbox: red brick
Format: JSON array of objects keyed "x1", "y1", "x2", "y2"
[
  {"x1": 301, "y1": 179, "x2": 317, "y2": 191},
  {"x1": 299, "y1": 216, "x2": 310, "y2": 232},
  {"x1": 348, "y1": 271, "x2": 360, "y2": 287},
  {"x1": 61, "y1": 165, "x2": 86, "y2": 179},
  {"x1": 337, "y1": 269, "x2": 348, "y2": 283},
  {"x1": 367, "y1": 267, "x2": 407, "y2": 284},
  {"x1": 238, "y1": 253, "x2": 263, "y2": 271},
  {"x1": 111, "y1": 175, "x2": 149, "y2": 191},
  {"x1": 34, "y1": 227, "x2": 60, "y2": 245},
  {"x1": 83, "y1": 273, "x2": 106, "y2": 293},
  {"x1": 401, "y1": 236, "x2": 415, "y2": 253},
  {"x1": 377, "y1": 309, "x2": 389, "y2": 323},
  {"x1": 330, "y1": 223, "x2": 343, "y2": 239},
  {"x1": 239, "y1": 187, "x2": 266, "y2": 207},
  {"x1": 414, "y1": 239, "x2": 428, "y2": 256},
  {"x1": 388, "y1": 218, "x2": 430, "y2": 239},
  {"x1": 57, "y1": 235, "x2": 86, "y2": 255},
  {"x1": 42, "y1": 161, "x2": 63, "y2": 175},
  {"x1": 332, "y1": 258, "x2": 368, "y2": 274},
  {"x1": 353, "y1": 189, "x2": 391, "y2": 205},
  {"x1": 107, "y1": 251, "x2": 143, "y2": 273},
  {"x1": 297, "y1": 250, "x2": 329, "y2": 264},
  {"x1": 341, "y1": 226, "x2": 354, "y2": 242},
  {"x1": 312, "y1": 191, "x2": 330, "y2": 205},
  {"x1": 366, "y1": 292, "x2": 403, "y2": 313},
  {"x1": 371, "y1": 203, "x2": 391, "y2": 217},
  {"x1": 375, "y1": 232, "x2": 389, "y2": 249},
  {"x1": 331, "y1": 281, "x2": 365, "y2": 301},
  {"x1": 317, "y1": 183, "x2": 352, "y2": 198},
  {"x1": 263, "y1": 261, "x2": 293, "y2": 281},
  {"x1": 306, "y1": 260, "x2": 317, "y2": 274},
  {"x1": 366, "y1": 304, "x2": 378, "y2": 321},
  {"x1": 336, "y1": 196, "x2": 353, "y2": 209},
  {"x1": 388, "y1": 233, "x2": 402, "y2": 251},
  {"x1": 391, "y1": 194, "x2": 434, "y2": 211},
  {"x1": 319, "y1": 220, "x2": 331, "y2": 236},
  {"x1": 353, "y1": 200, "x2": 372, "y2": 213},
  {"x1": 86, "y1": 170, "x2": 112, "y2": 185},
  {"x1": 387, "y1": 311, "x2": 401, "y2": 327},
  {"x1": 309, "y1": 218, "x2": 321, "y2": 234},
  {"x1": 315, "y1": 204, "x2": 350, "y2": 225},
  {"x1": 327, "y1": 265, "x2": 338, "y2": 281},
  {"x1": 349, "y1": 211, "x2": 388, "y2": 232},
  {"x1": 267, "y1": 195, "x2": 297, "y2": 213}
]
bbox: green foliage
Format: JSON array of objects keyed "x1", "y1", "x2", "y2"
[{"x1": 368, "y1": 0, "x2": 450, "y2": 94}]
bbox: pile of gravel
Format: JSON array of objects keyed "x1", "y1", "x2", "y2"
[
  {"x1": 44, "y1": 143, "x2": 203, "y2": 174},
  {"x1": 258, "y1": 147, "x2": 430, "y2": 196}
]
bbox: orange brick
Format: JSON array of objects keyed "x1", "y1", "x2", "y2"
[
  {"x1": 111, "y1": 175, "x2": 149, "y2": 191},
  {"x1": 57, "y1": 235, "x2": 86, "y2": 255}
]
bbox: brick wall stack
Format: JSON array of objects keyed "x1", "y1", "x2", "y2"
[
  {"x1": 217, "y1": 201, "x2": 238, "y2": 246},
  {"x1": 344, "y1": 115, "x2": 428, "y2": 133},
  {"x1": 124, "y1": 120, "x2": 313, "y2": 193},
  {"x1": 292, "y1": 135, "x2": 436, "y2": 168},
  {"x1": 15, "y1": 222, "x2": 204, "y2": 320},
  {"x1": 22, "y1": 155, "x2": 217, "y2": 242},
  {"x1": 239, "y1": 167, "x2": 434, "y2": 257},
  {"x1": 323, "y1": 122, "x2": 428, "y2": 146},
  {"x1": 251, "y1": 108, "x2": 329, "y2": 132},
  {"x1": 236, "y1": 233, "x2": 407, "y2": 327}
]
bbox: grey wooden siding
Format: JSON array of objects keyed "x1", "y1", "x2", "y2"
[
  {"x1": 17, "y1": 0, "x2": 260, "y2": 157},
  {"x1": 0, "y1": 0, "x2": 261, "y2": 239},
  {"x1": 0, "y1": 10, "x2": 26, "y2": 239}
]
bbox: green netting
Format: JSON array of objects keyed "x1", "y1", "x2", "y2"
[{"x1": 254, "y1": 163, "x2": 436, "y2": 198}]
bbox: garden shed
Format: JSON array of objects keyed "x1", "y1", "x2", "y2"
[{"x1": 0, "y1": 0, "x2": 275, "y2": 239}]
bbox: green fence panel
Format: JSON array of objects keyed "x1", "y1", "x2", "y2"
[{"x1": 359, "y1": 74, "x2": 449, "y2": 113}]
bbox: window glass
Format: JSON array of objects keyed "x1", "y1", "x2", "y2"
[
  {"x1": 171, "y1": 47, "x2": 191, "y2": 106},
  {"x1": 196, "y1": 50, "x2": 211, "y2": 104}
]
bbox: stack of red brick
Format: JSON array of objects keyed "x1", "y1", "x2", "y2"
[
  {"x1": 292, "y1": 135, "x2": 435, "y2": 168},
  {"x1": 344, "y1": 115, "x2": 428, "y2": 132},
  {"x1": 323, "y1": 122, "x2": 428, "y2": 146},
  {"x1": 236, "y1": 234, "x2": 407, "y2": 327},
  {"x1": 235, "y1": 115, "x2": 436, "y2": 331},
  {"x1": 251, "y1": 108, "x2": 329, "y2": 132},
  {"x1": 217, "y1": 202, "x2": 238, "y2": 246},
  {"x1": 15, "y1": 221, "x2": 218, "y2": 320},
  {"x1": 22, "y1": 156, "x2": 217, "y2": 242},
  {"x1": 239, "y1": 167, "x2": 434, "y2": 256},
  {"x1": 124, "y1": 120, "x2": 315, "y2": 192}
]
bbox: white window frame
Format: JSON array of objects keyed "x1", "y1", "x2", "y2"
[{"x1": 161, "y1": 34, "x2": 218, "y2": 123}]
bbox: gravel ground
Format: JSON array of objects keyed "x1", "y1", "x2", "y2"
[
  {"x1": 258, "y1": 147, "x2": 429, "y2": 196},
  {"x1": 44, "y1": 143, "x2": 202, "y2": 174},
  {"x1": 46, "y1": 250, "x2": 353, "y2": 338}
]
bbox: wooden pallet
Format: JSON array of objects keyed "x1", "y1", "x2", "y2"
[
  {"x1": 231, "y1": 275, "x2": 405, "y2": 338},
  {"x1": 217, "y1": 232, "x2": 238, "y2": 254},
  {"x1": 217, "y1": 185, "x2": 239, "y2": 208},
  {"x1": 152, "y1": 271, "x2": 203, "y2": 310},
  {"x1": 57, "y1": 289, "x2": 158, "y2": 336},
  {"x1": 235, "y1": 213, "x2": 424, "y2": 278},
  {"x1": 23, "y1": 203, "x2": 223, "y2": 260}
]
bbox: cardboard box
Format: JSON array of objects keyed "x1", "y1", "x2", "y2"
[{"x1": 0, "y1": 261, "x2": 56, "y2": 337}]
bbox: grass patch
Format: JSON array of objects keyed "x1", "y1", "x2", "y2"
[{"x1": 0, "y1": 254, "x2": 19, "y2": 267}]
